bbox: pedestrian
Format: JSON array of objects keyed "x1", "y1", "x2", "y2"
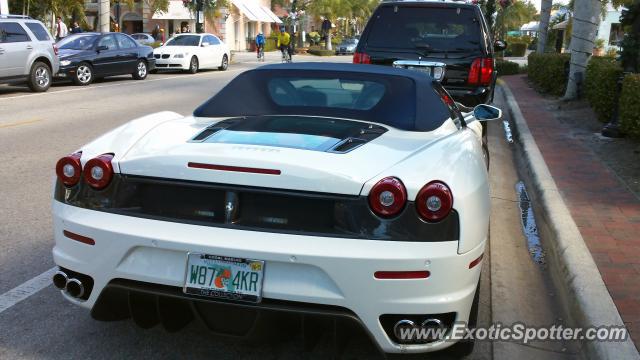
[
  {"x1": 70, "y1": 22, "x2": 83, "y2": 34},
  {"x1": 55, "y1": 16, "x2": 68, "y2": 42},
  {"x1": 152, "y1": 24, "x2": 160, "y2": 40}
]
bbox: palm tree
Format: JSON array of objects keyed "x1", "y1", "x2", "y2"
[
  {"x1": 562, "y1": 0, "x2": 603, "y2": 99},
  {"x1": 537, "y1": 0, "x2": 552, "y2": 53}
]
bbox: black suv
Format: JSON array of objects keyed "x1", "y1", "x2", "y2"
[{"x1": 354, "y1": 0, "x2": 505, "y2": 106}]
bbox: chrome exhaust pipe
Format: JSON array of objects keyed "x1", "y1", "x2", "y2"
[
  {"x1": 393, "y1": 319, "x2": 416, "y2": 342},
  {"x1": 65, "y1": 278, "x2": 84, "y2": 298},
  {"x1": 52, "y1": 271, "x2": 68, "y2": 290}
]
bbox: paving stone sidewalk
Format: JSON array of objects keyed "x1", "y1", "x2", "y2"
[{"x1": 503, "y1": 74, "x2": 640, "y2": 351}]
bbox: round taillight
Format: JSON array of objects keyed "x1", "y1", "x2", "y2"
[
  {"x1": 368, "y1": 177, "x2": 407, "y2": 218},
  {"x1": 55, "y1": 152, "x2": 82, "y2": 187},
  {"x1": 416, "y1": 181, "x2": 453, "y2": 222},
  {"x1": 83, "y1": 154, "x2": 114, "y2": 190}
]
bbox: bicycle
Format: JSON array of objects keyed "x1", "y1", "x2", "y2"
[
  {"x1": 257, "y1": 45, "x2": 265, "y2": 62},
  {"x1": 281, "y1": 46, "x2": 292, "y2": 63}
]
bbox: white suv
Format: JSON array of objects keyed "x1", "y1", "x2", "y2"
[{"x1": 0, "y1": 15, "x2": 59, "y2": 92}]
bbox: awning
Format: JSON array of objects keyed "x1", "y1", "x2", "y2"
[
  {"x1": 553, "y1": 19, "x2": 569, "y2": 30},
  {"x1": 232, "y1": 0, "x2": 282, "y2": 23},
  {"x1": 153, "y1": 0, "x2": 194, "y2": 20},
  {"x1": 261, "y1": 6, "x2": 282, "y2": 24}
]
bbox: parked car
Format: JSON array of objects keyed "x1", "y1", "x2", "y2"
[
  {"x1": 0, "y1": 15, "x2": 59, "y2": 92},
  {"x1": 51, "y1": 63, "x2": 501, "y2": 357},
  {"x1": 131, "y1": 33, "x2": 156, "y2": 45},
  {"x1": 335, "y1": 38, "x2": 358, "y2": 55},
  {"x1": 354, "y1": 0, "x2": 506, "y2": 107},
  {"x1": 153, "y1": 33, "x2": 229, "y2": 73},
  {"x1": 55, "y1": 32, "x2": 156, "y2": 86}
]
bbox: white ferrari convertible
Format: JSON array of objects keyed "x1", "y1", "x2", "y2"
[{"x1": 52, "y1": 63, "x2": 501, "y2": 356}]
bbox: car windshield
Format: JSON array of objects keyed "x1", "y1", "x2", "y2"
[
  {"x1": 341, "y1": 39, "x2": 357, "y2": 45},
  {"x1": 57, "y1": 34, "x2": 99, "y2": 50},
  {"x1": 166, "y1": 35, "x2": 200, "y2": 46},
  {"x1": 367, "y1": 6, "x2": 482, "y2": 52}
]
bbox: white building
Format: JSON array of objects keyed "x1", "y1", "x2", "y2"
[{"x1": 596, "y1": 3, "x2": 624, "y2": 52}]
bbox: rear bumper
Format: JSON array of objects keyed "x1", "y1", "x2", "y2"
[
  {"x1": 52, "y1": 200, "x2": 485, "y2": 353},
  {"x1": 446, "y1": 86, "x2": 492, "y2": 106}
]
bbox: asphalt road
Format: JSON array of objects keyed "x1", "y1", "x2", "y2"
[{"x1": 0, "y1": 54, "x2": 577, "y2": 359}]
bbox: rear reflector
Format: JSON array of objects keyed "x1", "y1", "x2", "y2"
[
  {"x1": 63, "y1": 230, "x2": 95, "y2": 246},
  {"x1": 374, "y1": 271, "x2": 430, "y2": 279},
  {"x1": 188, "y1": 162, "x2": 281, "y2": 175},
  {"x1": 469, "y1": 254, "x2": 484, "y2": 269}
]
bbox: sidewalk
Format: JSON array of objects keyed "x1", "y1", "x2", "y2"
[{"x1": 502, "y1": 74, "x2": 640, "y2": 351}]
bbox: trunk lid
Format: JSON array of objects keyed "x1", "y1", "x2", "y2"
[{"x1": 118, "y1": 116, "x2": 455, "y2": 195}]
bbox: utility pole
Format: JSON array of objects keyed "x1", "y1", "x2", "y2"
[
  {"x1": 196, "y1": 0, "x2": 204, "y2": 33},
  {"x1": 99, "y1": 0, "x2": 111, "y2": 32}
]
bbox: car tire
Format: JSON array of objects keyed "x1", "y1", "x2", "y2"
[
  {"x1": 218, "y1": 54, "x2": 229, "y2": 71},
  {"x1": 188, "y1": 56, "x2": 199, "y2": 74},
  {"x1": 132, "y1": 59, "x2": 148, "y2": 80},
  {"x1": 27, "y1": 61, "x2": 52, "y2": 92},
  {"x1": 73, "y1": 62, "x2": 93, "y2": 86}
]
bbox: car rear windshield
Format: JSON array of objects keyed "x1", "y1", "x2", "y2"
[
  {"x1": 166, "y1": 35, "x2": 200, "y2": 46},
  {"x1": 58, "y1": 34, "x2": 98, "y2": 50},
  {"x1": 25, "y1": 22, "x2": 50, "y2": 41},
  {"x1": 268, "y1": 78, "x2": 385, "y2": 110},
  {"x1": 367, "y1": 5, "x2": 482, "y2": 53}
]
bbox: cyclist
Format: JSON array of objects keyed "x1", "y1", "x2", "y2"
[
  {"x1": 255, "y1": 32, "x2": 265, "y2": 60},
  {"x1": 277, "y1": 26, "x2": 292, "y2": 62}
]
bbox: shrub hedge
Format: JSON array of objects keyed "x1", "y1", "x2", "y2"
[
  {"x1": 620, "y1": 74, "x2": 640, "y2": 139},
  {"x1": 507, "y1": 42, "x2": 527, "y2": 57},
  {"x1": 527, "y1": 53, "x2": 570, "y2": 96},
  {"x1": 584, "y1": 57, "x2": 623, "y2": 122},
  {"x1": 496, "y1": 59, "x2": 520, "y2": 76},
  {"x1": 307, "y1": 47, "x2": 336, "y2": 56}
]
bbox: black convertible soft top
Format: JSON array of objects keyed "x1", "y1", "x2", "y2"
[{"x1": 193, "y1": 62, "x2": 452, "y2": 132}]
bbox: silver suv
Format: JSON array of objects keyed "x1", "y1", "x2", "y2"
[{"x1": 0, "y1": 15, "x2": 59, "y2": 92}]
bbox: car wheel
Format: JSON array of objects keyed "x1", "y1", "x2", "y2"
[
  {"x1": 27, "y1": 61, "x2": 51, "y2": 92},
  {"x1": 188, "y1": 56, "x2": 199, "y2": 74},
  {"x1": 218, "y1": 54, "x2": 228, "y2": 71},
  {"x1": 73, "y1": 62, "x2": 93, "y2": 86},
  {"x1": 132, "y1": 60, "x2": 148, "y2": 80}
]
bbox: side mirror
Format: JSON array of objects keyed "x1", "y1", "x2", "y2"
[
  {"x1": 473, "y1": 104, "x2": 502, "y2": 121},
  {"x1": 494, "y1": 40, "x2": 507, "y2": 52},
  {"x1": 96, "y1": 45, "x2": 108, "y2": 52},
  {"x1": 201, "y1": 42, "x2": 210, "y2": 47}
]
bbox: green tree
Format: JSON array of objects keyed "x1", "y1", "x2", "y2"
[
  {"x1": 308, "y1": 0, "x2": 351, "y2": 50},
  {"x1": 493, "y1": 0, "x2": 537, "y2": 40}
]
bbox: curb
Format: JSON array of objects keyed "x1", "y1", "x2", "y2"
[{"x1": 497, "y1": 80, "x2": 640, "y2": 360}]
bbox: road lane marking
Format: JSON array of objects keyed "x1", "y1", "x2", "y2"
[
  {"x1": 0, "y1": 119, "x2": 42, "y2": 129},
  {"x1": 0, "y1": 68, "x2": 246, "y2": 102},
  {"x1": 0, "y1": 267, "x2": 57, "y2": 314}
]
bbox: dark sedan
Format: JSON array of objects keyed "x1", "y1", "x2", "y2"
[{"x1": 56, "y1": 32, "x2": 156, "y2": 85}]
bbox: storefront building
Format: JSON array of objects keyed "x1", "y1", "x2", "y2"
[{"x1": 83, "y1": 0, "x2": 280, "y2": 50}]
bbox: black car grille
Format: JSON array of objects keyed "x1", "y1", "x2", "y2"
[
  {"x1": 154, "y1": 54, "x2": 161, "y2": 59},
  {"x1": 162, "y1": 54, "x2": 170, "y2": 59},
  {"x1": 55, "y1": 175, "x2": 459, "y2": 242}
]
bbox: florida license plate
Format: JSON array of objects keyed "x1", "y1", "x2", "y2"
[{"x1": 183, "y1": 253, "x2": 265, "y2": 303}]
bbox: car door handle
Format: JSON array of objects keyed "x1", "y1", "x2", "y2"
[{"x1": 26, "y1": 45, "x2": 33, "y2": 50}]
